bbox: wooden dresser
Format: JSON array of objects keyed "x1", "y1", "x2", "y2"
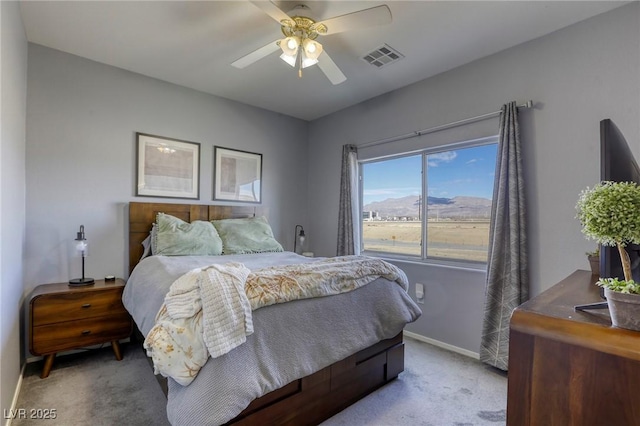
[
  {"x1": 507, "y1": 270, "x2": 640, "y2": 425},
  {"x1": 29, "y1": 278, "x2": 132, "y2": 378}
]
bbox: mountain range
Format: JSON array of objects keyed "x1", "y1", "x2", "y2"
[{"x1": 363, "y1": 195, "x2": 491, "y2": 219}]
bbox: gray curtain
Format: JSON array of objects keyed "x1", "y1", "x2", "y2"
[
  {"x1": 480, "y1": 101, "x2": 529, "y2": 371},
  {"x1": 337, "y1": 144, "x2": 359, "y2": 256}
]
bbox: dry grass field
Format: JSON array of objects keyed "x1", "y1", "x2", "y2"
[{"x1": 363, "y1": 220, "x2": 490, "y2": 262}]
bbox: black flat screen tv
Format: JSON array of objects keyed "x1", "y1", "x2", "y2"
[{"x1": 600, "y1": 119, "x2": 640, "y2": 282}]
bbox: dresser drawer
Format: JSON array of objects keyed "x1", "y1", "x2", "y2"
[
  {"x1": 32, "y1": 288, "x2": 126, "y2": 326},
  {"x1": 31, "y1": 313, "x2": 132, "y2": 355}
]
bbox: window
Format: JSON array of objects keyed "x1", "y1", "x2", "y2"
[{"x1": 360, "y1": 137, "x2": 498, "y2": 264}]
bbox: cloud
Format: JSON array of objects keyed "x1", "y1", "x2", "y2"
[
  {"x1": 466, "y1": 159, "x2": 478, "y2": 164},
  {"x1": 363, "y1": 189, "x2": 398, "y2": 196},
  {"x1": 427, "y1": 151, "x2": 457, "y2": 167},
  {"x1": 364, "y1": 187, "x2": 421, "y2": 196}
]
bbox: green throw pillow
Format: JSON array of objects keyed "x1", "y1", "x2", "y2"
[
  {"x1": 211, "y1": 216, "x2": 284, "y2": 254},
  {"x1": 154, "y1": 213, "x2": 223, "y2": 256}
]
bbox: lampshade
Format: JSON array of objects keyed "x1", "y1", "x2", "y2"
[
  {"x1": 302, "y1": 38, "x2": 322, "y2": 60},
  {"x1": 74, "y1": 225, "x2": 89, "y2": 256},
  {"x1": 300, "y1": 52, "x2": 318, "y2": 69},
  {"x1": 280, "y1": 36, "x2": 300, "y2": 57},
  {"x1": 280, "y1": 52, "x2": 297, "y2": 67},
  {"x1": 294, "y1": 225, "x2": 306, "y2": 254}
]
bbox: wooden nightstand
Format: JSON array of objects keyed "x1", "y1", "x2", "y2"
[{"x1": 29, "y1": 278, "x2": 133, "y2": 378}]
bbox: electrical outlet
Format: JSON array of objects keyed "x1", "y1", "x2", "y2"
[{"x1": 415, "y1": 283, "x2": 425, "y2": 304}]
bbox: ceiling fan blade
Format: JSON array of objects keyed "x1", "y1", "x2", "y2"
[
  {"x1": 231, "y1": 40, "x2": 280, "y2": 69},
  {"x1": 249, "y1": 1, "x2": 292, "y2": 25},
  {"x1": 317, "y1": 51, "x2": 346, "y2": 85},
  {"x1": 314, "y1": 5, "x2": 392, "y2": 36}
]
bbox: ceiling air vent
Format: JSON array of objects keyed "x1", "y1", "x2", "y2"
[{"x1": 362, "y1": 44, "x2": 404, "y2": 69}]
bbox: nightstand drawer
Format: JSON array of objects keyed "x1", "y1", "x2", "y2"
[
  {"x1": 32, "y1": 289, "x2": 126, "y2": 326},
  {"x1": 31, "y1": 314, "x2": 132, "y2": 355}
]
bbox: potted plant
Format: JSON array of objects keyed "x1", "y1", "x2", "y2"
[
  {"x1": 585, "y1": 247, "x2": 600, "y2": 276},
  {"x1": 576, "y1": 181, "x2": 640, "y2": 330}
]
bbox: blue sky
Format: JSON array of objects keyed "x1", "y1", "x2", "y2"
[{"x1": 362, "y1": 143, "x2": 498, "y2": 205}]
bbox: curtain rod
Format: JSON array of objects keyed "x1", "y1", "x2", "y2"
[{"x1": 357, "y1": 100, "x2": 534, "y2": 149}]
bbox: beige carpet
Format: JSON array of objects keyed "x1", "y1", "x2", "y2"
[
  {"x1": 321, "y1": 337, "x2": 508, "y2": 425},
  {"x1": 13, "y1": 337, "x2": 507, "y2": 425}
]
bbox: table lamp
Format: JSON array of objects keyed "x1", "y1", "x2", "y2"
[{"x1": 69, "y1": 225, "x2": 95, "y2": 286}]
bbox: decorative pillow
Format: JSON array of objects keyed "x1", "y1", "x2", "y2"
[
  {"x1": 154, "y1": 213, "x2": 223, "y2": 256},
  {"x1": 211, "y1": 216, "x2": 284, "y2": 254}
]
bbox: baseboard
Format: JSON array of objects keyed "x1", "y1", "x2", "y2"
[
  {"x1": 403, "y1": 330, "x2": 480, "y2": 360},
  {"x1": 4, "y1": 363, "x2": 26, "y2": 426}
]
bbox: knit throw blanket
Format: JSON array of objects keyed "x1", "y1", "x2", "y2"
[{"x1": 144, "y1": 255, "x2": 407, "y2": 386}]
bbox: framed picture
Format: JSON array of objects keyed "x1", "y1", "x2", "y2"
[
  {"x1": 136, "y1": 133, "x2": 200, "y2": 199},
  {"x1": 213, "y1": 146, "x2": 262, "y2": 203}
]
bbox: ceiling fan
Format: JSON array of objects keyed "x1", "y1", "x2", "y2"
[{"x1": 231, "y1": 1, "x2": 392, "y2": 85}]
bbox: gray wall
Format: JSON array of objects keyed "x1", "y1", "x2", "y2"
[
  {"x1": 1, "y1": 0, "x2": 28, "y2": 418},
  {"x1": 25, "y1": 45, "x2": 309, "y2": 292},
  {"x1": 307, "y1": 3, "x2": 639, "y2": 353}
]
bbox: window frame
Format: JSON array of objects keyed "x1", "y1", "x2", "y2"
[{"x1": 358, "y1": 135, "x2": 499, "y2": 269}]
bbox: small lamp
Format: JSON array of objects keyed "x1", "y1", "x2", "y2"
[
  {"x1": 294, "y1": 225, "x2": 306, "y2": 254},
  {"x1": 69, "y1": 225, "x2": 95, "y2": 286}
]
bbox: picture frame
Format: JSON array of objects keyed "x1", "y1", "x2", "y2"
[
  {"x1": 213, "y1": 146, "x2": 262, "y2": 203},
  {"x1": 136, "y1": 132, "x2": 200, "y2": 199}
]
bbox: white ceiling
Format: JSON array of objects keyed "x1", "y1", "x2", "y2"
[{"x1": 19, "y1": 1, "x2": 628, "y2": 121}]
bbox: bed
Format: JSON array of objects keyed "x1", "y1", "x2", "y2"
[{"x1": 123, "y1": 201, "x2": 421, "y2": 425}]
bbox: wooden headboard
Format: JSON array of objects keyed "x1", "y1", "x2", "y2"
[{"x1": 128, "y1": 201, "x2": 266, "y2": 274}]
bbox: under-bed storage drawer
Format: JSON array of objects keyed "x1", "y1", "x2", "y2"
[{"x1": 228, "y1": 333, "x2": 405, "y2": 425}]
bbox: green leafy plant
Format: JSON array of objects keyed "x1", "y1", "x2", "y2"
[
  {"x1": 596, "y1": 277, "x2": 640, "y2": 294},
  {"x1": 576, "y1": 181, "x2": 640, "y2": 290},
  {"x1": 585, "y1": 247, "x2": 600, "y2": 257}
]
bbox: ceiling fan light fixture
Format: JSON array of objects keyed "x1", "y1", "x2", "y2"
[
  {"x1": 280, "y1": 52, "x2": 297, "y2": 67},
  {"x1": 302, "y1": 39, "x2": 323, "y2": 60},
  {"x1": 301, "y1": 54, "x2": 318, "y2": 69},
  {"x1": 280, "y1": 36, "x2": 300, "y2": 57}
]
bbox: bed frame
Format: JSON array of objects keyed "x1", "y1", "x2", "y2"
[{"x1": 128, "y1": 201, "x2": 405, "y2": 425}]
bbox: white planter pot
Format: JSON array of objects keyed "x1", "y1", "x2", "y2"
[{"x1": 605, "y1": 288, "x2": 640, "y2": 331}]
